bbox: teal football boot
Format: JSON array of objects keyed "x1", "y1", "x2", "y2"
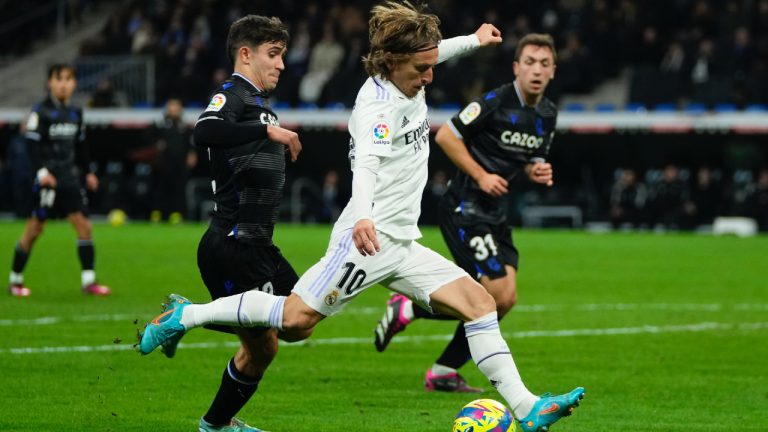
[
  {"x1": 518, "y1": 387, "x2": 585, "y2": 432},
  {"x1": 138, "y1": 294, "x2": 190, "y2": 357},
  {"x1": 199, "y1": 417, "x2": 270, "y2": 432}
]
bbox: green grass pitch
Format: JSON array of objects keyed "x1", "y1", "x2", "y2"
[{"x1": 0, "y1": 221, "x2": 766, "y2": 431}]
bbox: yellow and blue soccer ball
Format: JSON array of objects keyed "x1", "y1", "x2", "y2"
[{"x1": 452, "y1": 399, "x2": 517, "y2": 432}]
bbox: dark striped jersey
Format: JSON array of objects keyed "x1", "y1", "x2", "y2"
[
  {"x1": 24, "y1": 95, "x2": 88, "y2": 187},
  {"x1": 196, "y1": 73, "x2": 284, "y2": 245},
  {"x1": 444, "y1": 81, "x2": 558, "y2": 222}
]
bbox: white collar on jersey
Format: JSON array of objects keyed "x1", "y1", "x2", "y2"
[
  {"x1": 232, "y1": 72, "x2": 263, "y2": 92},
  {"x1": 513, "y1": 80, "x2": 537, "y2": 108},
  {"x1": 373, "y1": 75, "x2": 418, "y2": 100}
]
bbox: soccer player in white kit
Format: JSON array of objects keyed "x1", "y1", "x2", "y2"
[{"x1": 140, "y1": 2, "x2": 584, "y2": 430}]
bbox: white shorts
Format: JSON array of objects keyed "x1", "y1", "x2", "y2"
[{"x1": 293, "y1": 229, "x2": 469, "y2": 316}]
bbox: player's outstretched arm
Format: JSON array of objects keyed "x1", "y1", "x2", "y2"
[
  {"x1": 436, "y1": 24, "x2": 501, "y2": 64},
  {"x1": 435, "y1": 123, "x2": 508, "y2": 197}
]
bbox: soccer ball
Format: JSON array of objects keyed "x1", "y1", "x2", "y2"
[
  {"x1": 107, "y1": 209, "x2": 127, "y2": 227},
  {"x1": 452, "y1": 399, "x2": 517, "y2": 432}
]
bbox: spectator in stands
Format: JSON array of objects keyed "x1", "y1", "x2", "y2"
[
  {"x1": 556, "y1": 31, "x2": 593, "y2": 94},
  {"x1": 648, "y1": 164, "x2": 691, "y2": 229},
  {"x1": 321, "y1": 35, "x2": 368, "y2": 107},
  {"x1": 5, "y1": 121, "x2": 33, "y2": 217},
  {"x1": 298, "y1": 20, "x2": 344, "y2": 105},
  {"x1": 660, "y1": 41, "x2": 685, "y2": 75},
  {"x1": 755, "y1": 168, "x2": 768, "y2": 231},
  {"x1": 688, "y1": 38, "x2": 720, "y2": 104},
  {"x1": 686, "y1": 166, "x2": 722, "y2": 226},
  {"x1": 80, "y1": 0, "x2": 768, "y2": 107},
  {"x1": 318, "y1": 170, "x2": 346, "y2": 223},
  {"x1": 609, "y1": 168, "x2": 647, "y2": 229},
  {"x1": 148, "y1": 98, "x2": 196, "y2": 224},
  {"x1": 89, "y1": 77, "x2": 124, "y2": 107},
  {"x1": 131, "y1": 20, "x2": 157, "y2": 54}
]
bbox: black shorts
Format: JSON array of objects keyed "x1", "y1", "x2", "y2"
[
  {"x1": 32, "y1": 181, "x2": 88, "y2": 220},
  {"x1": 197, "y1": 228, "x2": 298, "y2": 336},
  {"x1": 438, "y1": 194, "x2": 518, "y2": 281}
]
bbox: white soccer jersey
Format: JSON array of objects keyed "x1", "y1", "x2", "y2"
[
  {"x1": 333, "y1": 34, "x2": 481, "y2": 240},
  {"x1": 334, "y1": 76, "x2": 431, "y2": 240}
]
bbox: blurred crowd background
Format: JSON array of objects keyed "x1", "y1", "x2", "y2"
[
  {"x1": 1, "y1": 0, "x2": 767, "y2": 231},
  {"x1": 7, "y1": 0, "x2": 768, "y2": 108}
]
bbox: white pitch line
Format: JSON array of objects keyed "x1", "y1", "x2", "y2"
[
  {"x1": 2, "y1": 302, "x2": 765, "y2": 327},
  {"x1": 2, "y1": 321, "x2": 767, "y2": 355}
]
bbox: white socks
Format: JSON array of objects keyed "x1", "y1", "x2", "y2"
[
  {"x1": 9, "y1": 272, "x2": 23, "y2": 285},
  {"x1": 464, "y1": 311, "x2": 538, "y2": 419},
  {"x1": 430, "y1": 364, "x2": 457, "y2": 375},
  {"x1": 180, "y1": 290, "x2": 285, "y2": 330},
  {"x1": 81, "y1": 270, "x2": 95, "y2": 287}
]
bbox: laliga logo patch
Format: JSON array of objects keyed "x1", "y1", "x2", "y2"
[
  {"x1": 459, "y1": 101, "x2": 481, "y2": 125},
  {"x1": 372, "y1": 122, "x2": 391, "y2": 146},
  {"x1": 26, "y1": 112, "x2": 39, "y2": 131},
  {"x1": 206, "y1": 93, "x2": 226, "y2": 112}
]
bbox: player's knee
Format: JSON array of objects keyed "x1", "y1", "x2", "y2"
[
  {"x1": 493, "y1": 288, "x2": 517, "y2": 317},
  {"x1": 466, "y1": 289, "x2": 497, "y2": 320},
  {"x1": 281, "y1": 294, "x2": 323, "y2": 334},
  {"x1": 77, "y1": 220, "x2": 92, "y2": 238},
  {"x1": 29, "y1": 222, "x2": 45, "y2": 238}
]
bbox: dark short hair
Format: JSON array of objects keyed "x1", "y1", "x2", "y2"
[
  {"x1": 515, "y1": 33, "x2": 557, "y2": 64},
  {"x1": 226, "y1": 15, "x2": 289, "y2": 65},
  {"x1": 47, "y1": 63, "x2": 76, "y2": 80}
]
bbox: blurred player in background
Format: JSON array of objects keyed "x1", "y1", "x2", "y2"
[
  {"x1": 148, "y1": 97, "x2": 196, "y2": 224},
  {"x1": 8, "y1": 63, "x2": 110, "y2": 297},
  {"x1": 140, "y1": 4, "x2": 583, "y2": 431},
  {"x1": 372, "y1": 33, "x2": 560, "y2": 397},
  {"x1": 144, "y1": 15, "x2": 302, "y2": 432}
]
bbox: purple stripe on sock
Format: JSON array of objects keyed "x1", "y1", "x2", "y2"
[
  {"x1": 476, "y1": 351, "x2": 511, "y2": 367},
  {"x1": 268, "y1": 296, "x2": 281, "y2": 327},
  {"x1": 269, "y1": 296, "x2": 286, "y2": 328},
  {"x1": 465, "y1": 321, "x2": 499, "y2": 334}
]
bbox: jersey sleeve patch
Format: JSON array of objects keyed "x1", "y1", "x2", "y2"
[
  {"x1": 26, "y1": 112, "x2": 39, "y2": 131},
  {"x1": 458, "y1": 101, "x2": 482, "y2": 125},
  {"x1": 206, "y1": 93, "x2": 227, "y2": 112},
  {"x1": 372, "y1": 121, "x2": 392, "y2": 146}
]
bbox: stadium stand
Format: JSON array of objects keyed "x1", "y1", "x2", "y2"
[
  {"x1": 0, "y1": 0, "x2": 766, "y2": 231},
  {"x1": 66, "y1": 0, "x2": 768, "y2": 109}
]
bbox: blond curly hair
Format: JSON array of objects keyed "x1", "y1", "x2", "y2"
[{"x1": 362, "y1": 1, "x2": 442, "y2": 77}]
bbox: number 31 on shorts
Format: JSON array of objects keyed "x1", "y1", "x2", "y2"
[{"x1": 469, "y1": 233, "x2": 498, "y2": 261}]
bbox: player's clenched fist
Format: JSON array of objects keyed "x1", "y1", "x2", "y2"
[{"x1": 474, "y1": 23, "x2": 502, "y2": 46}]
